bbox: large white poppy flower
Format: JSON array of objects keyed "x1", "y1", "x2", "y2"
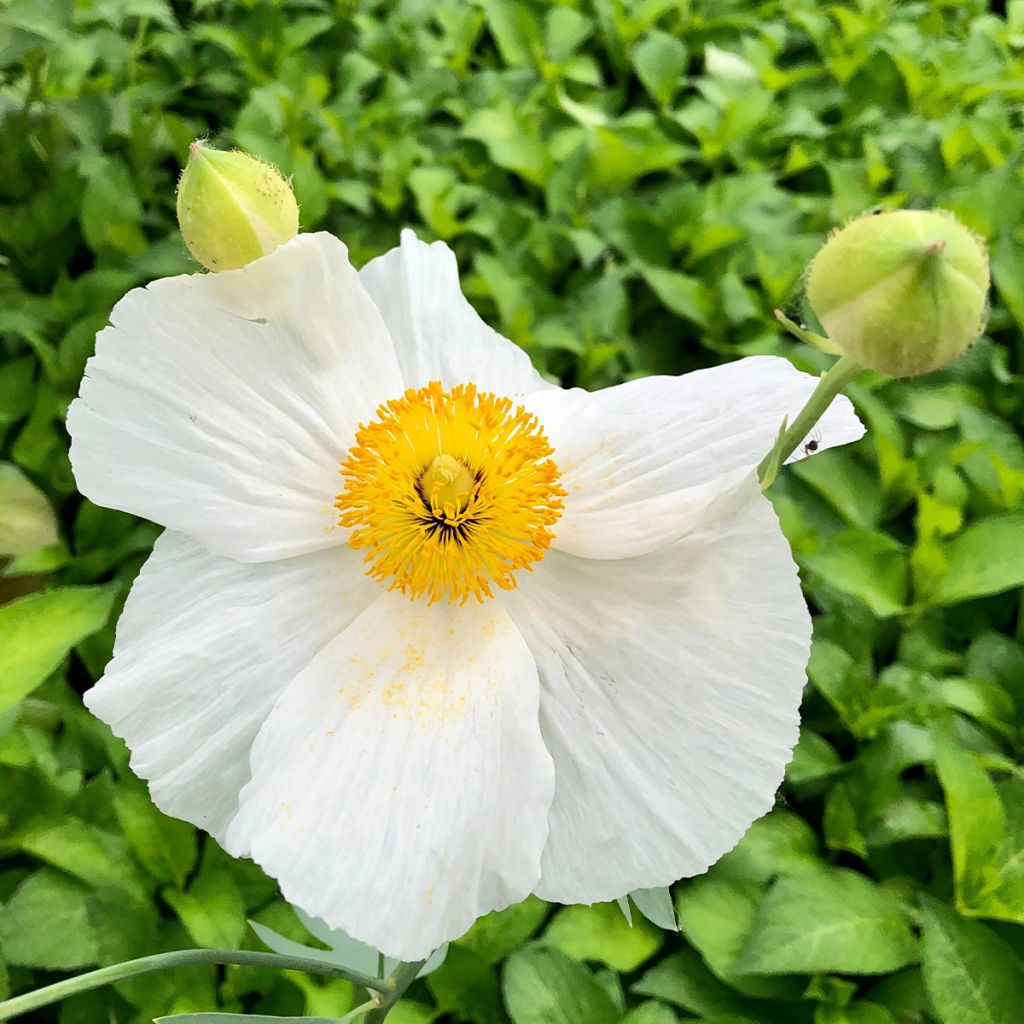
[{"x1": 68, "y1": 231, "x2": 863, "y2": 960}]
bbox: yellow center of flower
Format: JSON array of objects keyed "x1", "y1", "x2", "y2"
[{"x1": 336, "y1": 381, "x2": 566, "y2": 605}]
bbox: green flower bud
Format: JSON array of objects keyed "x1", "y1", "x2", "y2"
[
  {"x1": 176, "y1": 141, "x2": 299, "y2": 272},
  {"x1": 806, "y1": 209, "x2": 989, "y2": 377}
]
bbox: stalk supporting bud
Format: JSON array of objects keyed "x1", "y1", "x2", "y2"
[
  {"x1": 176, "y1": 141, "x2": 299, "y2": 272},
  {"x1": 805, "y1": 209, "x2": 989, "y2": 378}
]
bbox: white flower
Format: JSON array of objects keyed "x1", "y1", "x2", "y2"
[{"x1": 68, "y1": 231, "x2": 863, "y2": 961}]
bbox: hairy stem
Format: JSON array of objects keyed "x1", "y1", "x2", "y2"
[{"x1": 757, "y1": 353, "x2": 862, "y2": 489}]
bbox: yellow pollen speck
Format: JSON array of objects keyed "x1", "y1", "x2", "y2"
[{"x1": 336, "y1": 381, "x2": 565, "y2": 605}]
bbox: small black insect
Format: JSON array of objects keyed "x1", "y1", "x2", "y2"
[{"x1": 802, "y1": 430, "x2": 822, "y2": 456}]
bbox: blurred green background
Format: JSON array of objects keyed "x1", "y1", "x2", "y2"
[{"x1": 3, "y1": 0, "x2": 1024, "y2": 1021}]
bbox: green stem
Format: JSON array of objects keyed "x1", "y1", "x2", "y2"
[
  {"x1": 0, "y1": 949, "x2": 386, "y2": 1022},
  {"x1": 757, "y1": 354, "x2": 862, "y2": 489},
  {"x1": 363, "y1": 960, "x2": 426, "y2": 1024}
]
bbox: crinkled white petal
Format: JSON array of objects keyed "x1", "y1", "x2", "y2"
[
  {"x1": 500, "y1": 474, "x2": 810, "y2": 903},
  {"x1": 68, "y1": 233, "x2": 403, "y2": 562},
  {"x1": 359, "y1": 229, "x2": 553, "y2": 397},
  {"x1": 225, "y1": 589, "x2": 555, "y2": 961},
  {"x1": 529, "y1": 355, "x2": 864, "y2": 559},
  {"x1": 85, "y1": 530, "x2": 380, "y2": 840}
]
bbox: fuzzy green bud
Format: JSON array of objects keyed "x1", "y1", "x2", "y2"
[
  {"x1": 176, "y1": 142, "x2": 299, "y2": 272},
  {"x1": 806, "y1": 209, "x2": 989, "y2": 378}
]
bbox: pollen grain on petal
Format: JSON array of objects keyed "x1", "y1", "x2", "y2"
[{"x1": 336, "y1": 381, "x2": 565, "y2": 605}]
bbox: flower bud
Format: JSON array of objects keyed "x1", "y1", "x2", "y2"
[
  {"x1": 806, "y1": 209, "x2": 989, "y2": 377},
  {"x1": 176, "y1": 141, "x2": 299, "y2": 272}
]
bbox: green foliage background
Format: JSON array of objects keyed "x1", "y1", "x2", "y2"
[{"x1": 3, "y1": 0, "x2": 1024, "y2": 1021}]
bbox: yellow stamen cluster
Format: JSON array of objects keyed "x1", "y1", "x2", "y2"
[{"x1": 337, "y1": 381, "x2": 565, "y2": 605}]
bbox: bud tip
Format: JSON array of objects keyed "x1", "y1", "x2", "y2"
[{"x1": 176, "y1": 141, "x2": 299, "y2": 272}]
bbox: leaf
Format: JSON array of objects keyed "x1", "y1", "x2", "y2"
[
  {"x1": 675, "y1": 876, "x2": 796, "y2": 999},
  {"x1": 621, "y1": 1002, "x2": 679, "y2": 1024},
  {"x1": 502, "y1": 944, "x2": 620, "y2": 1024},
  {"x1": 802, "y1": 530, "x2": 909, "y2": 617},
  {"x1": 463, "y1": 107, "x2": 551, "y2": 186},
  {"x1": 713, "y1": 811, "x2": 820, "y2": 887},
  {"x1": 0, "y1": 868, "x2": 99, "y2": 969},
  {"x1": 459, "y1": 896, "x2": 549, "y2": 965},
  {"x1": 79, "y1": 155, "x2": 147, "y2": 256},
  {"x1": 18, "y1": 818, "x2": 148, "y2": 898},
  {"x1": 113, "y1": 776, "x2": 198, "y2": 888},
  {"x1": 0, "y1": 585, "x2": 115, "y2": 713},
  {"x1": 929, "y1": 513, "x2": 1024, "y2": 605},
  {"x1": 0, "y1": 462, "x2": 58, "y2": 557},
  {"x1": 632, "y1": 31, "x2": 688, "y2": 106},
  {"x1": 638, "y1": 265, "x2": 713, "y2": 326},
  {"x1": 155, "y1": 1017, "x2": 340, "y2": 1023},
  {"x1": 543, "y1": 901, "x2": 662, "y2": 971},
  {"x1": 631, "y1": 949, "x2": 766, "y2": 1018},
  {"x1": 733, "y1": 866, "x2": 918, "y2": 975},
  {"x1": 933, "y1": 732, "x2": 1024, "y2": 922},
  {"x1": 919, "y1": 896, "x2": 1024, "y2": 1024},
  {"x1": 164, "y1": 844, "x2": 246, "y2": 949}
]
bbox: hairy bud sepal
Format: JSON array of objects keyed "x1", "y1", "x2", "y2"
[
  {"x1": 806, "y1": 209, "x2": 989, "y2": 378},
  {"x1": 176, "y1": 142, "x2": 299, "y2": 272}
]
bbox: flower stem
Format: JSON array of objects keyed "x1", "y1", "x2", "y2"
[
  {"x1": 363, "y1": 960, "x2": 426, "y2": 1024},
  {"x1": 757, "y1": 353, "x2": 862, "y2": 489},
  {"x1": 0, "y1": 949, "x2": 387, "y2": 1022}
]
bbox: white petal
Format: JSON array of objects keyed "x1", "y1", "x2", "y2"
[
  {"x1": 85, "y1": 531, "x2": 379, "y2": 839},
  {"x1": 530, "y1": 355, "x2": 864, "y2": 559},
  {"x1": 500, "y1": 474, "x2": 809, "y2": 903},
  {"x1": 69, "y1": 233, "x2": 404, "y2": 562},
  {"x1": 359, "y1": 230, "x2": 552, "y2": 397},
  {"x1": 225, "y1": 589, "x2": 554, "y2": 961}
]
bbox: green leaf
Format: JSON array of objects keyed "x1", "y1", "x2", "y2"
[
  {"x1": 631, "y1": 949, "x2": 766, "y2": 1018},
  {"x1": 544, "y1": 900, "x2": 662, "y2": 971},
  {"x1": 802, "y1": 530, "x2": 909, "y2": 617},
  {"x1": 112, "y1": 776, "x2": 198, "y2": 888},
  {"x1": 164, "y1": 844, "x2": 246, "y2": 949},
  {"x1": 632, "y1": 31, "x2": 688, "y2": 107},
  {"x1": 933, "y1": 732, "x2": 1024, "y2": 922},
  {"x1": 0, "y1": 585, "x2": 115, "y2": 713},
  {"x1": 460, "y1": 896, "x2": 549, "y2": 965},
  {"x1": 502, "y1": 944, "x2": 620, "y2": 1024},
  {"x1": 621, "y1": 1002, "x2": 679, "y2": 1024},
  {"x1": 713, "y1": 811, "x2": 820, "y2": 887},
  {"x1": 638, "y1": 265, "x2": 713, "y2": 326},
  {"x1": 919, "y1": 896, "x2": 1024, "y2": 1024},
  {"x1": 155, "y1": 1017, "x2": 340, "y2": 1023},
  {"x1": 734, "y1": 866, "x2": 918, "y2": 975},
  {"x1": 675, "y1": 875, "x2": 797, "y2": 999},
  {"x1": 17, "y1": 817, "x2": 147, "y2": 898},
  {"x1": 0, "y1": 868, "x2": 99, "y2": 969},
  {"x1": 929, "y1": 513, "x2": 1024, "y2": 605}
]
